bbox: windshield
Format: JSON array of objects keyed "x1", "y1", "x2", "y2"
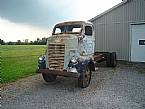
[{"x1": 53, "y1": 24, "x2": 82, "y2": 35}]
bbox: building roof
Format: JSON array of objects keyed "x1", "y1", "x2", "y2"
[{"x1": 89, "y1": 0, "x2": 128, "y2": 22}]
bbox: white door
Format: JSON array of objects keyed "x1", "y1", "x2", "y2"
[{"x1": 131, "y1": 23, "x2": 145, "y2": 62}]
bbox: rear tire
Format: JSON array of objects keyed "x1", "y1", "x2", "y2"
[
  {"x1": 78, "y1": 66, "x2": 92, "y2": 88},
  {"x1": 106, "y1": 52, "x2": 117, "y2": 67},
  {"x1": 42, "y1": 74, "x2": 56, "y2": 82},
  {"x1": 106, "y1": 53, "x2": 111, "y2": 67},
  {"x1": 110, "y1": 52, "x2": 117, "y2": 67}
]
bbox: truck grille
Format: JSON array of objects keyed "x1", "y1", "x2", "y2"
[{"x1": 48, "y1": 43, "x2": 65, "y2": 70}]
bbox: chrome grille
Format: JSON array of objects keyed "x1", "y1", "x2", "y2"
[{"x1": 48, "y1": 43, "x2": 65, "y2": 70}]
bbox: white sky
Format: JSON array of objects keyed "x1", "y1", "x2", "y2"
[
  {"x1": 0, "y1": 17, "x2": 50, "y2": 42},
  {"x1": 0, "y1": 0, "x2": 122, "y2": 42}
]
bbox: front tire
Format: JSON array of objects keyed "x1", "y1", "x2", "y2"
[
  {"x1": 78, "y1": 67, "x2": 92, "y2": 88},
  {"x1": 42, "y1": 74, "x2": 56, "y2": 82}
]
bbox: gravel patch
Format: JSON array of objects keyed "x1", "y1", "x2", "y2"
[{"x1": 1, "y1": 62, "x2": 145, "y2": 109}]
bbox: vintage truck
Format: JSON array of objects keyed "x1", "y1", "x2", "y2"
[{"x1": 37, "y1": 21, "x2": 116, "y2": 88}]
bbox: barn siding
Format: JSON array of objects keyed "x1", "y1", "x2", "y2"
[{"x1": 91, "y1": 0, "x2": 145, "y2": 60}]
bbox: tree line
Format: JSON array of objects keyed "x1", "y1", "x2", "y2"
[{"x1": 0, "y1": 37, "x2": 48, "y2": 45}]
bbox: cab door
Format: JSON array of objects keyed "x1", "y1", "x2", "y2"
[{"x1": 81, "y1": 25, "x2": 95, "y2": 55}]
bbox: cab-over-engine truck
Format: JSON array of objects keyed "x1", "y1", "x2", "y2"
[{"x1": 37, "y1": 21, "x2": 116, "y2": 88}]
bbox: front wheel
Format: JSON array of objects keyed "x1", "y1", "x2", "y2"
[
  {"x1": 42, "y1": 74, "x2": 56, "y2": 82},
  {"x1": 78, "y1": 67, "x2": 92, "y2": 88}
]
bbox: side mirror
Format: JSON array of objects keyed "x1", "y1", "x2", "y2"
[{"x1": 83, "y1": 34, "x2": 85, "y2": 38}]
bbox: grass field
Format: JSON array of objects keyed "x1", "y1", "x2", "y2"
[{"x1": 0, "y1": 45, "x2": 46, "y2": 83}]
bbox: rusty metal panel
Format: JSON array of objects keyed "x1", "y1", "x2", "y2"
[
  {"x1": 38, "y1": 69, "x2": 79, "y2": 78},
  {"x1": 48, "y1": 43, "x2": 65, "y2": 70},
  {"x1": 47, "y1": 34, "x2": 79, "y2": 70}
]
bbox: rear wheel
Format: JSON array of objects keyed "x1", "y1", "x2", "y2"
[
  {"x1": 106, "y1": 53, "x2": 111, "y2": 67},
  {"x1": 42, "y1": 74, "x2": 56, "y2": 82},
  {"x1": 78, "y1": 67, "x2": 92, "y2": 88},
  {"x1": 106, "y1": 52, "x2": 117, "y2": 67},
  {"x1": 110, "y1": 52, "x2": 117, "y2": 67}
]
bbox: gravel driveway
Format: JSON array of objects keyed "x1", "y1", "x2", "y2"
[{"x1": 1, "y1": 62, "x2": 145, "y2": 109}]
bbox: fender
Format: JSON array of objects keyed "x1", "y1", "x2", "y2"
[
  {"x1": 75, "y1": 59, "x2": 95, "y2": 74},
  {"x1": 88, "y1": 61, "x2": 95, "y2": 71}
]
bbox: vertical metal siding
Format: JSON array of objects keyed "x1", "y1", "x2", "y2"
[{"x1": 92, "y1": 0, "x2": 145, "y2": 60}]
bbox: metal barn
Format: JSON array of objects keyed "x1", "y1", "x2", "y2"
[{"x1": 90, "y1": 0, "x2": 145, "y2": 62}]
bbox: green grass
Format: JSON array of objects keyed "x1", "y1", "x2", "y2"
[{"x1": 0, "y1": 45, "x2": 46, "y2": 83}]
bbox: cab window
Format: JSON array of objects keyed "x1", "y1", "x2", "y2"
[
  {"x1": 85, "y1": 26, "x2": 93, "y2": 36},
  {"x1": 53, "y1": 24, "x2": 82, "y2": 35},
  {"x1": 53, "y1": 25, "x2": 65, "y2": 34}
]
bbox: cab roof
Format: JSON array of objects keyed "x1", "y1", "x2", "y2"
[{"x1": 55, "y1": 21, "x2": 93, "y2": 27}]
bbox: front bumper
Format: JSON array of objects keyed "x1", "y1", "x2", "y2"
[{"x1": 37, "y1": 69, "x2": 79, "y2": 78}]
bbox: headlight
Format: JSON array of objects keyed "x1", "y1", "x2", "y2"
[
  {"x1": 38, "y1": 55, "x2": 45, "y2": 61},
  {"x1": 70, "y1": 56, "x2": 78, "y2": 64},
  {"x1": 39, "y1": 57, "x2": 43, "y2": 61}
]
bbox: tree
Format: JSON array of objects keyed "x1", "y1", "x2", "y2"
[
  {"x1": 0, "y1": 39, "x2": 5, "y2": 45},
  {"x1": 37, "y1": 38, "x2": 40, "y2": 42},
  {"x1": 24, "y1": 39, "x2": 29, "y2": 43},
  {"x1": 7, "y1": 41, "x2": 15, "y2": 45},
  {"x1": 16, "y1": 40, "x2": 21, "y2": 45}
]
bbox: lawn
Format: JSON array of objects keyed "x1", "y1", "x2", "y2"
[{"x1": 0, "y1": 45, "x2": 46, "y2": 83}]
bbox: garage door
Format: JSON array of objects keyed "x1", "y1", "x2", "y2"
[{"x1": 131, "y1": 23, "x2": 145, "y2": 62}]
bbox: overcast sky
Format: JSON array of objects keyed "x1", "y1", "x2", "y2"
[{"x1": 0, "y1": 0, "x2": 122, "y2": 42}]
